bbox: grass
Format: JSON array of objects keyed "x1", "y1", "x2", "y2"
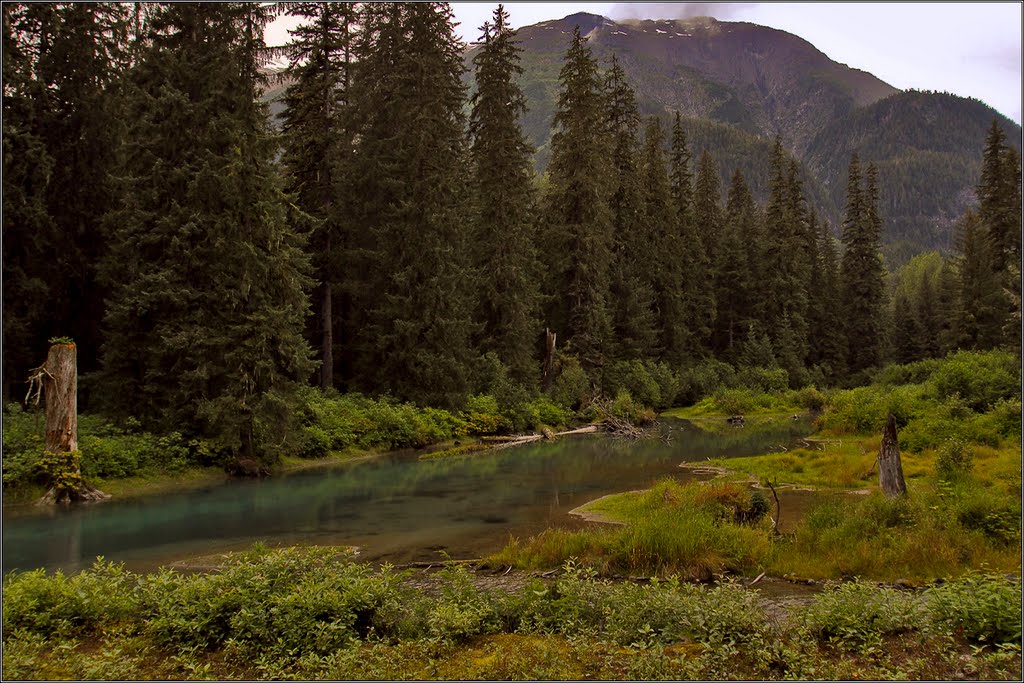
[{"x1": 488, "y1": 478, "x2": 775, "y2": 580}]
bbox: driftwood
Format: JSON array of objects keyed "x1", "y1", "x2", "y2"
[
  {"x1": 489, "y1": 425, "x2": 600, "y2": 451},
  {"x1": 764, "y1": 480, "x2": 781, "y2": 536},
  {"x1": 878, "y1": 413, "x2": 907, "y2": 497},
  {"x1": 592, "y1": 399, "x2": 648, "y2": 439}
]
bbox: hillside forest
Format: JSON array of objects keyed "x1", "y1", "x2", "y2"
[{"x1": 2, "y1": 2, "x2": 1021, "y2": 476}]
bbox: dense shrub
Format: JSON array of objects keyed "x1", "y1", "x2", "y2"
[
  {"x1": 927, "y1": 350, "x2": 1020, "y2": 412},
  {"x1": 1, "y1": 406, "x2": 194, "y2": 489},
  {"x1": 935, "y1": 438, "x2": 974, "y2": 481},
  {"x1": 733, "y1": 366, "x2": 789, "y2": 394},
  {"x1": 2, "y1": 560, "x2": 137, "y2": 637},
  {"x1": 548, "y1": 353, "x2": 590, "y2": 410},
  {"x1": 927, "y1": 572, "x2": 1022, "y2": 644},
  {"x1": 676, "y1": 360, "x2": 736, "y2": 405},
  {"x1": 603, "y1": 360, "x2": 680, "y2": 409},
  {"x1": 799, "y1": 581, "x2": 922, "y2": 646}
]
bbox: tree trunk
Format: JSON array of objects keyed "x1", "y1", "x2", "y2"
[
  {"x1": 541, "y1": 328, "x2": 557, "y2": 390},
  {"x1": 33, "y1": 342, "x2": 109, "y2": 505},
  {"x1": 878, "y1": 413, "x2": 907, "y2": 497},
  {"x1": 320, "y1": 232, "x2": 334, "y2": 390}
]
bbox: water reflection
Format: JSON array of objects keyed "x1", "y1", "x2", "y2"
[{"x1": 2, "y1": 416, "x2": 814, "y2": 573}]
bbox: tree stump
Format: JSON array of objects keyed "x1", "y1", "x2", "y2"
[
  {"x1": 30, "y1": 342, "x2": 109, "y2": 505},
  {"x1": 878, "y1": 413, "x2": 907, "y2": 497}
]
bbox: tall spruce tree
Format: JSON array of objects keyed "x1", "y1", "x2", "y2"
[
  {"x1": 978, "y1": 120, "x2": 1021, "y2": 273},
  {"x1": 348, "y1": 2, "x2": 475, "y2": 407},
  {"x1": 664, "y1": 113, "x2": 710, "y2": 364},
  {"x1": 956, "y1": 209, "x2": 1006, "y2": 350},
  {"x1": 807, "y1": 215, "x2": 847, "y2": 379},
  {"x1": 101, "y1": 3, "x2": 314, "y2": 464},
  {"x1": 840, "y1": 155, "x2": 887, "y2": 375},
  {"x1": 641, "y1": 117, "x2": 682, "y2": 364},
  {"x1": 469, "y1": 4, "x2": 541, "y2": 384},
  {"x1": 684, "y1": 148, "x2": 720, "y2": 356},
  {"x1": 760, "y1": 138, "x2": 812, "y2": 374},
  {"x1": 716, "y1": 169, "x2": 756, "y2": 357},
  {"x1": 280, "y1": 2, "x2": 359, "y2": 390},
  {"x1": 542, "y1": 26, "x2": 614, "y2": 371},
  {"x1": 605, "y1": 55, "x2": 657, "y2": 359}
]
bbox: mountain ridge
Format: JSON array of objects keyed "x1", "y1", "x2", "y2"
[{"x1": 473, "y1": 12, "x2": 1020, "y2": 264}]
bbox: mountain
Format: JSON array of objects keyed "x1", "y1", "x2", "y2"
[{"x1": 466, "y1": 13, "x2": 1021, "y2": 265}]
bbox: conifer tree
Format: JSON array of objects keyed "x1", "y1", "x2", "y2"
[
  {"x1": 348, "y1": 2, "x2": 475, "y2": 407},
  {"x1": 807, "y1": 216, "x2": 846, "y2": 379},
  {"x1": 716, "y1": 169, "x2": 756, "y2": 357},
  {"x1": 840, "y1": 155, "x2": 887, "y2": 375},
  {"x1": 664, "y1": 113, "x2": 710, "y2": 364},
  {"x1": 686, "y1": 149, "x2": 721, "y2": 355},
  {"x1": 101, "y1": 3, "x2": 314, "y2": 464},
  {"x1": 978, "y1": 119, "x2": 1021, "y2": 273},
  {"x1": 281, "y1": 2, "x2": 359, "y2": 390},
  {"x1": 542, "y1": 26, "x2": 614, "y2": 371},
  {"x1": 936, "y1": 258, "x2": 962, "y2": 354},
  {"x1": 760, "y1": 139, "x2": 812, "y2": 374},
  {"x1": 641, "y1": 117, "x2": 683, "y2": 364},
  {"x1": 469, "y1": 4, "x2": 541, "y2": 384},
  {"x1": 956, "y1": 209, "x2": 1006, "y2": 350},
  {"x1": 605, "y1": 55, "x2": 657, "y2": 359}
]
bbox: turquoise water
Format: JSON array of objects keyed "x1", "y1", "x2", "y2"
[{"x1": 2, "y1": 416, "x2": 814, "y2": 573}]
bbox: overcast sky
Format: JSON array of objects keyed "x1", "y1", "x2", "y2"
[{"x1": 267, "y1": 2, "x2": 1023, "y2": 124}]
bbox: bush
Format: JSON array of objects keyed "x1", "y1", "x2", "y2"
[
  {"x1": 733, "y1": 366, "x2": 789, "y2": 394},
  {"x1": 603, "y1": 360, "x2": 680, "y2": 409},
  {"x1": 608, "y1": 390, "x2": 656, "y2": 425},
  {"x1": 927, "y1": 572, "x2": 1022, "y2": 644},
  {"x1": 548, "y1": 353, "x2": 590, "y2": 410},
  {"x1": 677, "y1": 360, "x2": 736, "y2": 405},
  {"x1": 800, "y1": 581, "x2": 922, "y2": 646},
  {"x1": 928, "y1": 350, "x2": 1020, "y2": 412},
  {"x1": 935, "y1": 438, "x2": 973, "y2": 481},
  {"x1": 2, "y1": 560, "x2": 137, "y2": 638}
]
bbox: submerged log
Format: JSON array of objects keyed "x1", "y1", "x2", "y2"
[
  {"x1": 878, "y1": 413, "x2": 907, "y2": 497},
  {"x1": 29, "y1": 342, "x2": 109, "y2": 505}
]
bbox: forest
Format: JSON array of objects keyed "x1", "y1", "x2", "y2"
[{"x1": 4, "y1": 2, "x2": 1019, "y2": 479}]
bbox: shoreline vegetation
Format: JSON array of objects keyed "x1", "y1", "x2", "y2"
[{"x1": 2, "y1": 350, "x2": 1020, "y2": 679}]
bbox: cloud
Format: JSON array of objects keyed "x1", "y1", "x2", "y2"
[{"x1": 608, "y1": 3, "x2": 759, "y2": 21}]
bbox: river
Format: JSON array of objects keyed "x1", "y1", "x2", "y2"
[{"x1": 1, "y1": 416, "x2": 815, "y2": 574}]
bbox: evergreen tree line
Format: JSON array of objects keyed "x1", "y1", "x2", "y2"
[
  {"x1": 888, "y1": 121, "x2": 1022, "y2": 364},
  {"x1": 3, "y1": 3, "x2": 1019, "y2": 465}
]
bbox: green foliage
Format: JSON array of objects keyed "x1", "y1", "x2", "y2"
[
  {"x1": 607, "y1": 390, "x2": 656, "y2": 425},
  {"x1": 928, "y1": 350, "x2": 1020, "y2": 412},
  {"x1": 799, "y1": 581, "x2": 922, "y2": 647},
  {"x1": 935, "y1": 438, "x2": 974, "y2": 481},
  {"x1": 2, "y1": 559, "x2": 136, "y2": 638},
  {"x1": 1, "y1": 407, "x2": 195, "y2": 490},
  {"x1": 548, "y1": 352, "x2": 590, "y2": 409},
  {"x1": 603, "y1": 360, "x2": 680, "y2": 409},
  {"x1": 927, "y1": 572, "x2": 1022, "y2": 644}
]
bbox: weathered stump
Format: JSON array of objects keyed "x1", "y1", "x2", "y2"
[
  {"x1": 30, "y1": 342, "x2": 109, "y2": 505},
  {"x1": 878, "y1": 413, "x2": 907, "y2": 497}
]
